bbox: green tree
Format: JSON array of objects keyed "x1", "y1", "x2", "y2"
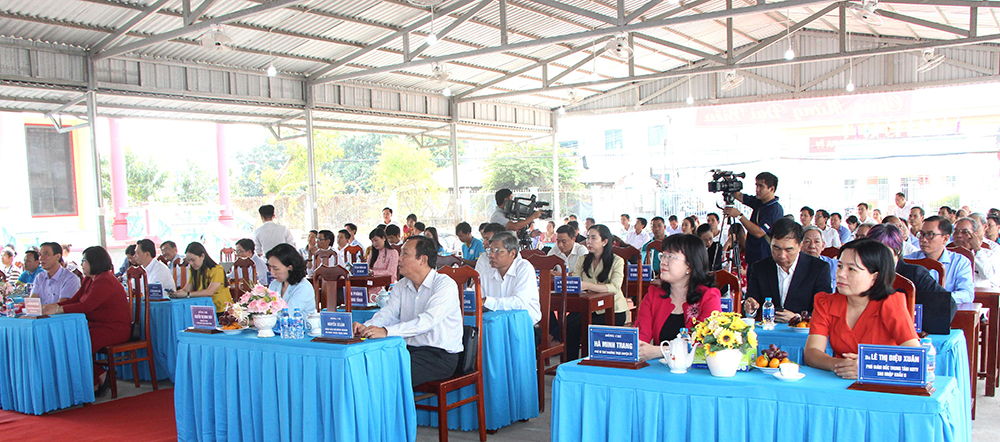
[
  {"x1": 369, "y1": 137, "x2": 442, "y2": 214},
  {"x1": 173, "y1": 160, "x2": 216, "y2": 203},
  {"x1": 482, "y1": 143, "x2": 580, "y2": 191},
  {"x1": 234, "y1": 131, "x2": 345, "y2": 201},
  {"x1": 99, "y1": 156, "x2": 112, "y2": 203},
  {"x1": 322, "y1": 133, "x2": 387, "y2": 193},
  {"x1": 126, "y1": 147, "x2": 168, "y2": 204}
]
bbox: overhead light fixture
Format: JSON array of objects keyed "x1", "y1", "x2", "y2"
[
  {"x1": 720, "y1": 71, "x2": 744, "y2": 91},
  {"x1": 783, "y1": 10, "x2": 794, "y2": 61},
  {"x1": 426, "y1": 6, "x2": 438, "y2": 46},
  {"x1": 557, "y1": 106, "x2": 566, "y2": 115},
  {"x1": 441, "y1": 85, "x2": 452, "y2": 97},
  {"x1": 784, "y1": 47, "x2": 795, "y2": 60},
  {"x1": 846, "y1": 81, "x2": 855, "y2": 92},
  {"x1": 266, "y1": 64, "x2": 277, "y2": 77},
  {"x1": 916, "y1": 49, "x2": 946, "y2": 73},
  {"x1": 686, "y1": 73, "x2": 694, "y2": 105}
]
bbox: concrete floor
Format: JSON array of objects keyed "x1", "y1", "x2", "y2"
[{"x1": 89, "y1": 369, "x2": 996, "y2": 442}]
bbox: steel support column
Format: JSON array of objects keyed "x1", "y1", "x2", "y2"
[
  {"x1": 450, "y1": 99, "x2": 460, "y2": 223},
  {"x1": 551, "y1": 113, "x2": 560, "y2": 220},
  {"x1": 305, "y1": 88, "x2": 318, "y2": 230},
  {"x1": 86, "y1": 55, "x2": 106, "y2": 248}
]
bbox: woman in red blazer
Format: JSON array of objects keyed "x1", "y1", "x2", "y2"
[
  {"x1": 43, "y1": 246, "x2": 131, "y2": 397},
  {"x1": 637, "y1": 234, "x2": 722, "y2": 361}
]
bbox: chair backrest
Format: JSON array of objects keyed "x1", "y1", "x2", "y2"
[
  {"x1": 437, "y1": 265, "x2": 483, "y2": 375},
  {"x1": 313, "y1": 265, "x2": 351, "y2": 311},
  {"x1": 343, "y1": 245, "x2": 364, "y2": 264},
  {"x1": 714, "y1": 269, "x2": 742, "y2": 315},
  {"x1": 0, "y1": 272, "x2": 5, "y2": 283},
  {"x1": 172, "y1": 259, "x2": 189, "y2": 290},
  {"x1": 72, "y1": 268, "x2": 83, "y2": 280},
  {"x1": 520, "y1": 249, "x2": 545, "y2": 260},
  {"x1": 612, "y1": 245, "x2": 643, "y2": 307},
  {"x1": 525, "y1": 255, "x2": 568, "y2": 351},
  {"x1": 314, "y1": 249, "x2": 335, "y2": 268},
  {"x1": 125, "y1": 266, "x2": 152, "y2": 342},
  {"x1": 231, "y1": 257, "x2": 257, "y2": 294},
  {"x1": 903, "y1": 257, "x2": 946, "y2": 286},
  {"x1": 643, "y1": 240, "x2": 662, "y2": 265},
  {"x1": 220, "y1": 247, "x2": 235, "y2": 262},
  {"x1": 892, "y1": 273, "x2": 917, "y2": 320},
  {"x1": 947, "y1": 245, "x2": 975, "y2": 269},
  {"x1": 821, "y1": 247, "x2": 840, "y2": 258},
  {"x1": 436, "y1": 255, "x2": 463, "y2": 269}
]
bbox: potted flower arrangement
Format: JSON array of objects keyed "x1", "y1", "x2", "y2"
[
  {"x1": 692, "y1": 311, "x2": 758, "y2": 377},
  {"x1": 234, "y1": 284, "x2": 287, "y2": 338}
]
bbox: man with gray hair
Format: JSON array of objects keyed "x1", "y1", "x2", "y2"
[
  {"x1": 969, "y1": 213, "x2": 999, "y2": 250},
  {"x1": 953, "y1": 216, "x2": 1000, "y2": 289},
  {"x1": 801, "y1": 226, "x2": 837, "y2": 285},
  {"x1": 480, "y1": 231, "x2": 541, "y2": 324}
]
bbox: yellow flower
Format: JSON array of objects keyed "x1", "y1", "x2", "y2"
[
  {"x1": 731, "y1": 317, "x2": 747, "y2": 331},
  {"x1": 718, "y1": 329, "x2": 736, "y2": 348},
  {"x1": 747, "y1": 330, "x2": 758, "y2": 347},
  {"x1": 717, "y1": 315, "x2": 732, "y2": 326}
]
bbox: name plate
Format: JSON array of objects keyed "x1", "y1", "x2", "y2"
[
  {"x1": 350, "y1": 287, "x2": 367, "y2": 307},
  {"x1": 190, "y1": 305, "x2": 218, "y2": 329},
  {"x1": 23, "y1": 298, "x2": 43, "y2": 316},
  {"x1": 463, "y1": 289, "x2": 476, "y2": 313},
  {"x1": 148, "y1": 283, "x2": 164, "y2": 300},
  {"x1": 587, "y1": 325, "x2": 639, "y2": 363},
  {"x1": 627, "y1": 264, "x2": 652, "y2": 282},
  {"x1": 321, "y1": 312, "x2": 353, "y2": 339},
  {"x1": 914, "y1": 304, "x2": 923, "y2": 334},
  {"x1": 857, "y1": 344, "x2": 928, "y2": 387},
  {"x1": 720, "y1": 298, "x2": 733, "y2": 313},
  {"x1": 553, "y1": 276, "x2": 582, "y2": 294},
  {"x1": 352, "y1": 263, "x2": 370, "y2": 276}
]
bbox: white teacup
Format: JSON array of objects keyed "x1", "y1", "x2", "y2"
[
  {"x1": 306, "y1": 313, "x2": 321, "y2": 335},
  {"x1": 779, "y1": 362, "x2": 800, "y2": 377},
  {"x1": 742, "y1": 317, "x2": 755, "y2": 327}
]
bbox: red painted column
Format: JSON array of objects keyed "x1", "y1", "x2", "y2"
[
  {"x1": 216, "y1": 124, "x2": 235, "y2": 228},
  {"x1": 109, "y1": 119, "x2": 129, "y2": 240}
]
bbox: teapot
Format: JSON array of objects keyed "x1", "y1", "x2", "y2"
[{"x1": 659, "y1": 334, "x2": 695, "y2": 374}]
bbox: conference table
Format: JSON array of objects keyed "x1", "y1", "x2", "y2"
[
  {"x1": 552, "y1": 290, "x2": 617, "y2": 358},
  {"x1": 113, "y1": 297, "x2": 214, "y2": 383},
  {"x1": 0, "y1": 314, "x2": 95, "y2": 415},
  {"x1": 552, "y1": 360, "x2": 971, "y2": 442},
  {"x1": 174, "y1": 330, "x2": 415, "y2": 442}
]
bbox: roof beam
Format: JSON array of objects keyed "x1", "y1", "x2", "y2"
[
  {"x1": 94, "y1": 0, "x2": 309, "y2": 60},
  {"x1": 306, "y1": 0, "x2": 479, "y2": 81},
  {"x1": 878, "y1": 10, "x2": 971, "y2": 36},
  {"x1": 187, "y1": 0, "x2": 220, "y2": 26},
  {"x1": 623, "y1": 0, "x2": 667, "y2": 23},
  {"x1": 407, "y1": 0, "x2": 492, "y2": 62},
  {"x1": 879, "y1": 0, "x2": 1000, "y2": 7},
  {"x1": 520, "y1": 0, "x2": 618, "y2": 25},
  {"x1": 312, "y1": 0, "x2": 838, "y2": 86},
  {"x1": 89, "y1": 0, "x2": 171, "y2": 54},
  {"x1": 734, "y1": 2, "x2": 841, "y2": 63},
  {"x1": 633, "y1": 33, "x2": 727, "y2": 64},
  {"x1": 546, "y1": 48, "x2": 607, "y2": 87}
]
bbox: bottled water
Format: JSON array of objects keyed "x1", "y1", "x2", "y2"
[
  {"x1": 4, "y1": 297, "x2": 15, "y2": 317},
  {"x1": 679, "y1": 327, "x2": 691, "y2": 352},
  {"x1": 762, "y1": 298, "x2": 775, "y2": 331},
  {"x1": 279, "y1": 308, "x2": 291, "y2": 339},
  {"x1": 292, "y1": 309, "x2": 304, "y2": 339},
  {"x1": 923, "y1": 338, "x2": 936, "y2": 386}
]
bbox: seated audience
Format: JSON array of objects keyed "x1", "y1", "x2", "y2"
[
  {"x1": 355, "y1": 236, "x2": 463, "y2": 386},
  {"x1": 625, "y1": 217, "x2": 651, "y2": 250},
  {"x1": 385, "y1": 224, "x2": 403, "y2": 247},
  {"x1": 845, "y1": 215, "x2": 860, "y2": 240},
  {"x1": 857, "y1": 203, "x2": 877, "y2": 226},
  {"x1": 744, "y1": 219, "x2": 832, "y2": 321},
  {"x1": 160, "y1": 241, "x2": 179, "y2": 269},
  {"x1": 266, "y1": 243, "x2": 315, "y2": 314},
  {"x1": 537, "y1": 220, "x2": 557, "y2": 250},
  {"x1": 969, "y1": 213, "x2": 997, "y2": 249},
  {"x1": 584, "y1": 217, "x2": 596, "y2": 231},
  {"x1": 332, "y1": 229, "x2": 351, "y2": 267},
  {"x1": 367, "y1": 227, "x2": 399, "y2": 295},
  {"x1": 680, "y1": 216, "x2": 696, "y2": 235},
  {"x1": 830, "y1": 213, "x2": 851, "y2": 244},
  {"x1": 480, "y1": 232, "x2": 540, "y2": 324},
  {"x1": 424, "y1": 227, "x2": 444, "y2": 254},
  {"x1": 43, "y1": 246, "x2": 130, "y2": 397},
  {"x1": 2, "y1": 247, "x2": 20, "y2": 281},
  {"x1": 953, "y1": 217, "x2": 1000, "y2": 289},
  {"x1": 403, "y1": 214, "x2": 418, "y2": 239},
  {"x1": 985, "y1": 214, "x2": 1000, "y2": 247},
  {"x1": 881, "y1": 215, "x2": 918, "y2": 255},
  {"x1": 17, "y1": 249, "x2": 43, "y2": 284},
  {"x1": 547, "y1": 224, "x2": 588, "y2": 274},
  {"x1": 30, "y1": 242, "x2": 81, "y2": 304},
  {"x1": 227, "y1": 238, "x2": 268, "y2": 287},
  {"x1": 640, "y1": 216, "x2": 668, "y2": 274},
  {"x1": 802, "y1": 226, "x2": 837, "y2": 284},
  {"x1": 799, "y1": 206, "x2": 814, "y2": 227},
  {"x1": 565, "y1": 224, "x2": 627, "y2": 360},
  {"x1": 908, "y1": 207, "x2": 925, "y2": 249},
  {"x1": 135, "y1": 239, "x2": 176, "y2": 293},
  {"x1": 637, "y1": 234, "x2": 722, "y2": 361},
  {"x1": 568, "y1": 220, "x2": 586, "y2": 244},
  {"x1": 477, "y1": 222, "x2": 489, "y2": 240},
  {"x1": 804, "y1": 239, "x2": 919, "y2": 379},
  {"x1": 457, "y1": 222, "x2": 485, "y2": 267},
  {"x1": 344, "y1": 223, "x2": 362, "y2": 248},
  {"x1": 175, "y1": 242, "x2": 230, "y2": 313},
  {"x1": 815, "y1": 209, "x2": 841, "y2": 248},
  {"x1": 855, "y1": 224, "x2": 871, "y2": 239},
  {"x1": 299, "y1": 230, "x2": 318, "y2": 262},
  {"x1": 696, "y1": 223, "x2": 723, "y2": 271},
  {"x1": 906, "y1": 216, "x2": 974, "y2": 303},
  {"x1": 115, "y1": 244, "x2": 137, "y2": 278},
  {"x1": 866, "y1": 223, "x2": 948, "y2": 294},
  {"x1": 412, "y1": 222, "x2": 426, "y2": 237}
]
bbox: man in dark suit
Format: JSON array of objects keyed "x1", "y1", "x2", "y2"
[{"x1": 743, "y1": 218, "x2": 832, "y2": 321}]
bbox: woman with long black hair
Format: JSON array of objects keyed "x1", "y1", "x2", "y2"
[
  {"x1": 175, "y1": 242, "x2": 229, "y2": 313},
  {"x1": 367, "y1": 227, "x2": 399, "y2": 295},
  {"x1": 564, "y1": 224, "x2": 627, "y2": 360}
]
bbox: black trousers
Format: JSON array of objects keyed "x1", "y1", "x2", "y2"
[
  {"x1": 565, "y1": 311, "x2": 627, "y2": 361},
  {"x1": 408, "y1": 345, "x2": 460, "y2": 387}
]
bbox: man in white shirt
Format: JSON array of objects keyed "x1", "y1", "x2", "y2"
[
  {"x1": 253, "y1": 205, "x2": 296, "y2": 256},
  {"x1": 814, "y1": 209, "x2": 841, "y2": 248},
  {"x1": 706, "y1": 213, "x2": 728, "y2": 246},
  {"x1": 356, "y1": 236, "x2": 464, "y2": 386},
  {"x1": 331, "y1": 229, "x2": 351, "y2": 268},
  {"x1": 476, "y1": 223, "x2": 507, "y2": 273},
  {"x1": 857, "y1": 202, "x2": 877, "y2": 226},
  {"x1": 625, "y1": 217, "x2": 651, "y2": 250},
  {"x1": 618, "y1": 214, "x2": 631, "y2": 238},
  {"x1": 379, "y1": 207, "x2": 402, "y2": 230},
  {"x1": 665, "y1": 215, "x2": 682, "y2": 236},
  {"x1": 985, "y1": 214, "x2": 1000, "y2": 247},
  {"x1": 547, "y1": 225, "x2": 588, "y2": 273},
  {"x1": 135, "y1": 239, "x2": 176, "y2": 294},
  {"x1": 892, "y1": 192, "x2": 912, "y2": 220},
  {"x1": 480, "y1": 232, "x2": 540, "y2": 324},
  {"x1": 953, "y1": 217, "x2": 1000, "y2": 289},
  {"x1": 227, "y1": 238, "x2": 268, "y2": 287},
  {"x1": 799, "y1": 206, "x2": 814, "y2": 227},
  {"x1": 344, "y1": 223, "x2": 362, "y2": 248}
]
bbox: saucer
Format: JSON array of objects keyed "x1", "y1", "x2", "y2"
[
  {"x1": 752, "y1": 365, "x2": 779, "y2": 375},
  {"x1": 221, "y1": 328, "x2": 244, "y2": 335},
  {"x1": 789, "y1": 327, "x2": 810, "y2": 333},
  {"x1": 773, "y1": 371, "x2": 806, "y2": 382}
]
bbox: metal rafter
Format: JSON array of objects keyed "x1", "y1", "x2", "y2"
[
  {"x1": 186, "y1": 0, "x2": 220, "y2": 26},
  {"x1": 878, "y1": 9, "x2": 971, "y2": 36},
  {"x1": 406, "y1": 0, "x2": 493, "y2": 61},
  {"x1": 521, "y1": 0, "x2": 619, "y2": 25},
  {"x1": 734, "y1": 2, "x2": 841, "y2": 63},
  {"x1": 89, "y1": 0, "x2": 171, "y2": 54},
  {"x1": 547, "y1": 48, "x2": 607, "y2": 87}
]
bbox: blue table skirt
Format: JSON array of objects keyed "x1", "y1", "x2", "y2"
[
  {"x1": 114, "y1": 297, "x2": 214, "y2": 383},
  {"x1": 552, "y1": 360, "x2": 971, "y2": 442},
  {"x1": 755, "y1": 325, "x2": 972, "y2": 420},
  {"x1": 174, "y1": 331, "x2": 415, "y2": 442},
  {"x1": 0, "y1": 314, "x2": 94, "y2": 415},
  {"x1": 415, "y1": 310, "x2": 540, "y2": 431}
]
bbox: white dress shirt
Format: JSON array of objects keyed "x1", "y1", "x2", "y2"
[
  {"x1": 144, "y1": 258, "x2": 176, "y2": 294},
  {"x1": 625, "y1": 230, "x2": 651, "y2": 250},
  {"x1": 546, "y1": 242, "x2": 588, "y2": 274},
  {"x1": 892, "y1": 204, "x2": 912, "y2": 220},
  {"x1": 228, "y1": 254, "x2": 268, "y2": 286},
  {"x1": 481, "y1": 256, "x2": 541, "y2": 324},
  {"x1": 366, "y1": 270, "x2": 464, "y2": 353},
  {"x1": 776, "y1": 255, "x2": 800, "y2": 307},
  {"x1": 901, "y1": 240, "x2": 919, "y2": 257},
  {"x1": 820, "y1": 225, "x2": 842, "y2": 248},
  {"x1": 254, "y1": 221, "x2": 296, "y2": 256},
  {"x1": 665, "y1": 225, "x2": 682, "y2": 236},
  {"x1": 972, "y1": 246, "x2": 1000, "y2": 289}
]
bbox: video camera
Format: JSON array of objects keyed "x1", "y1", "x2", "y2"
[
  {"x1": 707, "y1": 169, "x2": 745, "y2": 206},
  {"x1": 502, "y1": 195, "x2": 553, "y2": 221}
]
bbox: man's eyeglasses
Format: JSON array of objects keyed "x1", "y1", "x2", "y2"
[
  {"x1": 916, "y1": 231, "x2": 944, "y2": 240},
  {"x1": 486, "y1": 248, "x2": 511, "y2": 256},
  {"x1": 659, "y1": 253, "x2": 686, "y2": 263}
]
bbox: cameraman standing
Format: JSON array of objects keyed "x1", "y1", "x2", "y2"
[
  {"x1": 491, "y1": 189, "x2": 542, "y2": 231},
  {"x1": 723, "y1": 172, "x2": 783, "y2": 268}
]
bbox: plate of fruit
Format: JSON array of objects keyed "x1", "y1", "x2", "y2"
[
  {"x1": 754, "y1": 344, "x2": 790, "y2": 374},
  {"x1": 218, "y1": 311, "x2": 245, "y2": 335},
  {"x1": 788, "y1": 311, "x2": 811, "y2": 332}
]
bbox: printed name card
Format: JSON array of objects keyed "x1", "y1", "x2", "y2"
[
  {"x1": 321, "y1": 312, "x2": 353, "y2": 339},
  {"x1": 627, "y1": 264, "x2": 652, "y2": 282},
  {"x1": 720, "y1": 298, "x2": 733, "y2": 313},
  {"x1": 190, "y1": 305, "x2": 218, "y2": 329},
  {"x1": 463, "y1": 289, "x2": 476, "y2": 313},
  {"x1": 350, "y1": 287, "x2": 367, "y2": 307},
  {"x1": 588, "y1": 325, "x2": 640, "y2": 363},
  {"x1": 23, "y1": 298, "x2": 42, "y2": 316},
  {"x1": 553, "y1": 276, "x2": 582, "y2": 294},
  {"x1": 148, "y1": 283, "x2": 164, "y2": 300},
  {"x1": 352, "y1": 263, "x2": 370, "y2": 276},
  {"x1": 914, "y1": 304, "x2": 923, "y2": 334},
  {"x1": 857, "y1": 344, "x2": 928, "y2": 387}
]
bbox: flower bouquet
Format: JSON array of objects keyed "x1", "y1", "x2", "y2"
[
  {"x1": 691, "y1": 311, "x2": 758, "y2": 377},
  {"x1": 231, "y1": 284, "x2": 287, "y2": 337}
]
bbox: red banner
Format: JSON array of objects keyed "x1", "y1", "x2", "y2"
[{"x1": 696, "y1": 92, "x2": 912, "y2": 127}]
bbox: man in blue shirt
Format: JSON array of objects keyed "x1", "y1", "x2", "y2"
[
  {"x1": 725, "y1": 172, "x2": 784, "y2": 268},
  {"x1": 456, "y1": 222, "x2": 485, "y2": 267},
  {"x1": 906, "y1": 216, "x2": 974, "y2": 304},
  {"x1": 830, "y1": 213, "x2": 852, "y2": 245},
  {"x1": 29, "y1": 242, "x2": 80, "y2": 304},
  {"x1": 17, "y1": 249, "x2": 43, "y2": 284}
]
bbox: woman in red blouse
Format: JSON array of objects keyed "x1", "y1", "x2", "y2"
[
  {"x1": 42, "y1": 246, "x2": 131, "y2": 396},
  {"x1": 804, "y1": 239, "x2": 919, "y2": 379},
  {"x1": 637, "y1": 234, "x2": 722, "y2": 361}
]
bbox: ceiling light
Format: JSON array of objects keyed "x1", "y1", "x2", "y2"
[
  {"x1": 442, "y1": 85, "x2": 452, "y2": 97},
  {"x1": 846, "y1": 81, "x2": 855, "y2": 92},
  {"x1": 686, "y1": 95, "x2": 694, "y2": 105},
  {"x1": 427, "y1": 33, "x2": 438, "y2": 46},
  {"x1": 557, "y1": 106, "x2": 566, "y2": 115},
  {"x1": 784, "y1": 47, "x2": 795, "y2": 61},
  {"x1": 266, "y1": 64, "x2": 277, "y2": 77}
]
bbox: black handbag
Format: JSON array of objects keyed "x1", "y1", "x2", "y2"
[
  {"x1": 915, "y1": 290, "x2": 957, "y2": 335},
  {"x1": 453, "y1": 325, "x2": 478, "y2": 376}
]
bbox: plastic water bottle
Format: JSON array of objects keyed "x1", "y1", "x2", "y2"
[
  {"x1": 679, "y1": 327, "x2": 691, "y2": 352},
  {"x1": 279, "y1": 308, "x2": 291, "y2": 339},
  {"x1": 292, "y1": 309, "x2": 304, "y2": 339},
  {"x1": 4, "y1": 297, "x2": 15, "y2": 317},
  {"x1": 923, "y1": 338, "x2": 936, "y2": 386},
  {"x1": 762, "y1": 298, "x2": 775, "y2": 330}
]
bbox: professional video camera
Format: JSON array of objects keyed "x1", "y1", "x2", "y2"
[
  {"x1": 502, "y1": 195, "x2": 553, "y2": 220},
  {"x1": 707, "y1": 169, "x2": 745, "y2": 206}
]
